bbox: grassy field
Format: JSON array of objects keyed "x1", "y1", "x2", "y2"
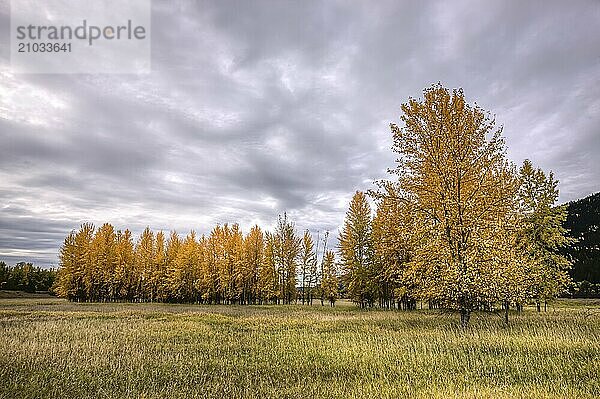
[{"x1": 1, "y1": 297, "x2": 599, "y2": 399}]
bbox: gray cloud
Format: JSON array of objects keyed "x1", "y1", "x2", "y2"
[{"x1": 1, "y1": 0, "x2": 599, "y2": 266}]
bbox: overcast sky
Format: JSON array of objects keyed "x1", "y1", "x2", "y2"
[{"x1": 1, "y1": 0, "x2": 599, "y2": 266}]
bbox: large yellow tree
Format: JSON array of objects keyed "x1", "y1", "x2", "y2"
[{"x1": 389, "y1": 84, "x2": 521, "y2": 327}]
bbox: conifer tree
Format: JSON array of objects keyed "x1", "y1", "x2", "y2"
[
  {"x1": 229, "y1": 224, "x2": 245, "y2": 303},
  {"x1": 195, "y1": 235, "x2": 209, "y2": 302}
]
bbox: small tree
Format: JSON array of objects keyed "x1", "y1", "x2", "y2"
[
  {"x1": 517, "y1": 159, "x2": 574, "y2": 310},
  {"x1": 299, "y1": 230, "x2": 317, "y2": 304},
  {"x1": 321, "y1": 251, "x2": 339, "y2": 306}
]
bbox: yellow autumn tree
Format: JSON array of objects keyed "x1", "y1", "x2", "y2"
[
  {"x1": 320, "y1": 250, "x2": 338, "y2": 306},
  {"x1": 164, "y1": 231, "x2": 182, "y2": 301},
  {"x1": 151, "y1": 231, "x2": 167, "y2": 302},
  {"x1": 175, "y1": 231, "x2": 202, "y2": 302},
  {"x1": 517, "y1": 159, "x2": 574, "y2": 311},
  {"x1": 339, "y1": 191, "x2": 374, "y2": 308},
  {"x1": 299, "y1": 230, "x2": 317, "y2": 304},
  {"x1": 259, "y1": 232, "x2": 279, "y2": 303},
  {"x1": 274, "y1": 214, "x2": 301, "y2": 304},
  {"x1": 388, "y1": 84, "x2": 521, "y2": 327},
  {"x1": 56, "y1": 223, "x2": 95, "y2": 302},
  {"x1": 55, "y1": 215, "x2": 322, "y2": 305},
  {"x1": 215, "y1": 224, "x2": 244, "y2": 303},
  {"x1": 242, "y1": 226, "x2": 264, "y2": 304},
  {"x1": 56, "y1": 230, "x2": 77, "y2": 300},
  {"x1": 371, "y1": 184, "x2": 417, "y2": 309},
  {"x1": 90, "y1": 223, "x2": 117, "y2": 301},
  {"x1": 115, "y1": 229, "x2": 135, "y2": 300},
  {"x1": 134, "y1": 227, "x2": 155, "y2": 301}
]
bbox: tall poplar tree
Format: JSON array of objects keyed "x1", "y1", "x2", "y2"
[
  {"x1": 242, "y1": 226, "x2": 264, "y2": 304},
  {"x1": 135, "y1": 227, "x2": 155, "y2": 301},
  {"x1": 164, "y1": 231, "x2": 182, "y2": 301},
  {"x1": 321, "y1": 251, "x2": 338, "y2": 306},
  {"x1": 371, "y1": 185, "x2": 416, "y2": 309},
  {"x1": 56, "y1": 230, "x2": 77, "y2": 300},
  {"x1": 174, "y1": 231, "x2": 200, "y2": 302},
  {"x1": 259, "y1": 232, "x2": 279, "y2": 303},
  {"x1": 299, "y1": 230, "x2": 317, "y2": 304},
  {"x1": 152, "y1": 231, "x2": 167, "y2": 302},
  {"x1": 339, "y1": 191, "x2": 374, "y2": 307},
  {"x1": 90, "y1": 223, "x2": 117, "y2": 301},
  {"x1": 274, "y1": 214, "x2": 301, "y2": 304},
  {"x1": 115, "y1": 229, "x2": 135, "y2": 300}
]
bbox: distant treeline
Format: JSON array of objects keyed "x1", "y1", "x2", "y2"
[
  {"x1": 567, "y1": 281, "x2": 600, "y2": 298},
  {"x1": 0, "y1": 262, "x2": 56, "y2": 293},
  {"x1": 563, "y1": 191, "x2": 600, "y2": 287}
]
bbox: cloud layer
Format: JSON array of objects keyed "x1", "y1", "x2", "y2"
[{"x1": 1, "y1": 0, "x2": 599, "y2": 266}]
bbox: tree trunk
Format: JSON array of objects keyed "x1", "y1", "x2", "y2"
[
  {"x1": 516, "y1": 303, "x2": 523, "y2": 312},
  {"x1": 460, "y1": 308, "x2": 470, "y2": 329},
  {"x1": 504, "y1": 300, "x2": 509, "y2": 325}
]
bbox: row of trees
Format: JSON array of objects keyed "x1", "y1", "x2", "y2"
[
  {"x1": 338, "y1": 85, "x2": 573, "y2": 326},
  {"x1": 55, "y1": 214, "x2": 339, "y2": 305},
  {"x1": 56, "y1": 84, "x2": 574, "y2": 327},
  {"x1": 0, "y1": 261, "x2": 56, "y2": 292},
  {"x1": 568, "y1": 280, "x2": 600, "y2": 298}
]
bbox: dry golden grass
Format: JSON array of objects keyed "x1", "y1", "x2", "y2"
[{"x1": 1, "y1": 298, "x2": 599, "y2": 398}]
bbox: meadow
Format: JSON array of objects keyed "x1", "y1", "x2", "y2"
[{"x1": 0, "y1": 296, "x2": 599, "y2": 399}]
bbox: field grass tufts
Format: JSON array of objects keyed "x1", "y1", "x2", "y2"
[{"x1": 1, "y1": 298, "x2": 599, "y2": 398}]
